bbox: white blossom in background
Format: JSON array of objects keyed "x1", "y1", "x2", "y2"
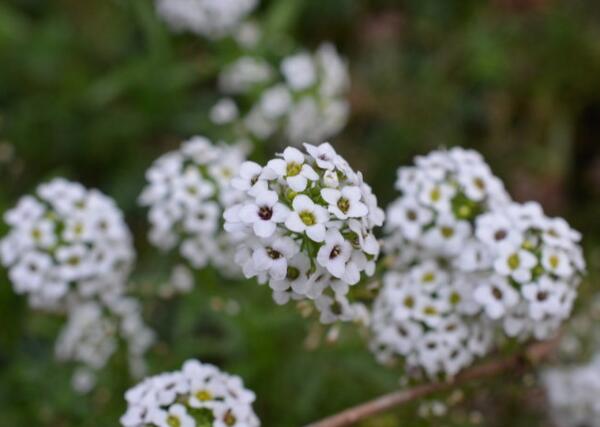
[
  {"x1": 380, "y1": 148, "x2": 585, "y2": 374},
  {"x1": 56, "y1": 296, "x2": 155, "y2": 394},
  {"x1": 120, "y1": 359, "x2": 260, "y2": 427},
  {"x1": 370, "y1": 264, "x2": 493, "y2": 378},
  {"x1": 139, "y1": 137, "x2": 248, "y2": 282},
  {"x1": 0, "y1": 178, "x2": 135, "y2": 310},
  {"x1": 155, "y1": 0, "x2": 259, "y2": 39},
  {"x1": 224, "y1": 142, "x2": 384, "y2": 323},
  {"x1": 211, "y1": 43, "x2": 350, "y2": 145},
  {"x1": 543, "y1": 355, "x2": 600, "y2": 427}
]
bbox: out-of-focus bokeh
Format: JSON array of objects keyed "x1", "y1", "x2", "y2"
[{"x1": 1, "y1": 0, "x2": 600, "y2": 426}]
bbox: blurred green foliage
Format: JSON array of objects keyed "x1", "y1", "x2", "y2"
[{"x1": 2, "y1": 0, "x2": 600, "y2": 426}]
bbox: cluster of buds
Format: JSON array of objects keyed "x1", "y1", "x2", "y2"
[
  {"x1": 0, "y1": 178, "x2": 135, "y2": 310},
  {"x1": 224, "y1": 142, "x2": 384, "y2": 323},
  {"x1": 121, "y1": 359, "x2": 259, "y2": 427},
  {"x1": 139, "y1": 137, "x2": 249, "y2": 283},
  {"x1": 211, "y1": 43, "x2": 350, "y2": 146}
]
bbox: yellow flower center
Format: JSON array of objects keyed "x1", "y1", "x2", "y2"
[
  {"x1": 286, "y1": 162, "x2": 302, "y2": 177},
  {"x1": 167, "y1": 415, "x2": 181, "y2": 427},
  {"x1": 507, "y1": 253, "x2": 520, "y2": 270},
  {"x1": 300, "y1": 210, "x2": 316, "y2": 226}
]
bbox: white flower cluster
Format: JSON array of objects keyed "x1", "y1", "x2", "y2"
[
  {"x1": 121, "y1": 359, "x2": 259, "y2": 427},
  {"x1": 373, "y1": 147, "x2": 585, "y2": 376},
  {"x1": 472, "y1": 202, "x2": 585, "y2": 339},
  {"x1": 56, "y1": 296, "x2": 155, "y2": 393},
  {"x1": 211, "y1": 43, "x2": 350, "y2": 145},
  {"x1": 370, "y1": 263, "x2": 493, "y2": 378},
  {"x1": 139, "y1": 137, "x2": 248, "y2": 281},
  {"x1": 0, "y1": 178, "x2": 135, "y2": 310},
  {"x1": 543, "y1": 355, "x2": 600, "y2": 427},
  {"x1": 155, "y1": 0, "x2": 258, "y2": 39},
  {"x1": 224, "y1": 143, "x2": 384, "y2": 323}
]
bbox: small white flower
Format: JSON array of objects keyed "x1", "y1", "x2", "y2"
[
  {"x1": 321, "y1": 186, "x2": 368, "y2": 220},
  {"x1": 494, "y1": 246, "x2": 538, "y2": 283},
  {"x1": 153, "y1": 404, "x2": 195, "y2": 427},
  {"x1": 541, "y1": 247, "x2": 574, "y2": 278},
  {"x1": 281, "y1": 52, "x2": 317, "y2": 91},
  {"x1": 317, "y1": 230, "x2": 359, "y2": 284},
  {"x1": 240, "y1": 190, "x2": 290, "y2": 238},
  {"x1": 210, "y1": 98, "x2": 239, "y2": 124},
  {"x1": 285, "y1": 194, "x2": 328, "y2": 242},
  {"x1": 474, "y1": 276, "x2": 519, "y2": 319},
  {"x1": 267, "y1": 147, "x2": 319, "y2": 192},
  {"x1": 250, "y1": 235, "x2": 299, "y2": 281}
]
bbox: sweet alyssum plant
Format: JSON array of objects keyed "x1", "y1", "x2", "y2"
[{"x1": 0, "y1": 0, "x2": 590, "y2": 425}]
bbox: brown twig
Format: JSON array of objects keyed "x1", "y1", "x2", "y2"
[{"x1": 305, "y1": 336, "x2": 562, "y2": 427}]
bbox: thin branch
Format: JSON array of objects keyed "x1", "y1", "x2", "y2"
[{"x1": 305, "y1": 335, "x2": 562, "y2": 427}]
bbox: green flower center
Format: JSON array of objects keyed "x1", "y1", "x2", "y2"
[
  {"x1": 430, "y1": 187, "x2": 441, "y2": 202},
  {"x1": 507, "y1": 253, "x2": 520, "y2": 270},
  {"x1": 422, "y1": 272, "x2": 436, "y2": 283},
  {"x1": 403, "y1": 296, "x2": 415, "y2": 308},
  {"x1": 31, "y1": 228, "x2": 42, "y2": 241},
  {"x1": 549, "y1": 255, "x2": 560, "y2": 269},
  {"x1": 67, "y1": 256, "x2": 81, "y2": 266},
  {"x1": 423, "y1": 305, "x2": 438, "y2": 316},
  {"x1": 286, "y1": 162, "x2": 302, "y2": 177},
  {"x1": 337, "y1": 197, "x2": 350, "y2": 214},
  {"x1": 195, "y1": 390, "x2": 213, "y2": 402},
  {"x1": 441, "y1": 226, "x2": 455, "y2": 238},
  {"x1": 450, "y1": 292, "x2": 461, "y2": 305},
  {"x1": 167, "y1": 415, "x2": 181, "y2": 427},
  {"x1": 287, "y1": 266, "x2": 300, "y2": 281},
  {"x1": 300, "y1": 210, "x2": 316, "y2": 226}
]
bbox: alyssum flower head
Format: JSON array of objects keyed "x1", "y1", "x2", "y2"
[
  {"x1": 383, "y1": 147, "x2": 586, "y2": 343},
  {"x1": 0, "y1": 178, "x2": 135, "y2": 309},
  {"x1": 121, "y1": 359, "x2": 259, "y2": 427},
  {"x1": 224, "y1": 142, "x2": 384, "y2": 323},
  {"x1": 155, "y1": 0, "x2": 259, "y2": 39},
  {"x1": 384, "y1": 146, "x2": 510, "y2": 266},
  {"x1": 139, "y1": 136, "x2": 248, "y2": 281},
  {"x1": 472, "y1": 202, "x2": 585, "y2": 340},
  {"x1": 212, "y1": 43, "x2": 350, "y2": 146},
  {"x1": 370, "y1": 262, "x2": 493, "y2": 378}
]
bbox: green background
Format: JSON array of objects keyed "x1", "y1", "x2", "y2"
[{"x1": 1, "y1": 0, "x2": 600, "y2": 426}]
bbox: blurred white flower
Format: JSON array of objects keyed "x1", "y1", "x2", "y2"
[
  {"x1": 155, "y1": 0, "x2": 259, "y2": 39},
  {"x1": 1, "y1": 178, "x2": 135, "y2": 309},
  {"x1": 139, "y1": 136, "x2": 249, "y2": 279},
  {"x1": 211, "y1": 43, "x2": 350, "y2": 145}
]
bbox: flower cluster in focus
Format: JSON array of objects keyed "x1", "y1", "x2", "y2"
[
  {"x1": 224, "y1": 142, "x2": 384, "y2": 323},
  {"x1": 121, "y1": 359, "x2": 259, "y2": 427}
]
